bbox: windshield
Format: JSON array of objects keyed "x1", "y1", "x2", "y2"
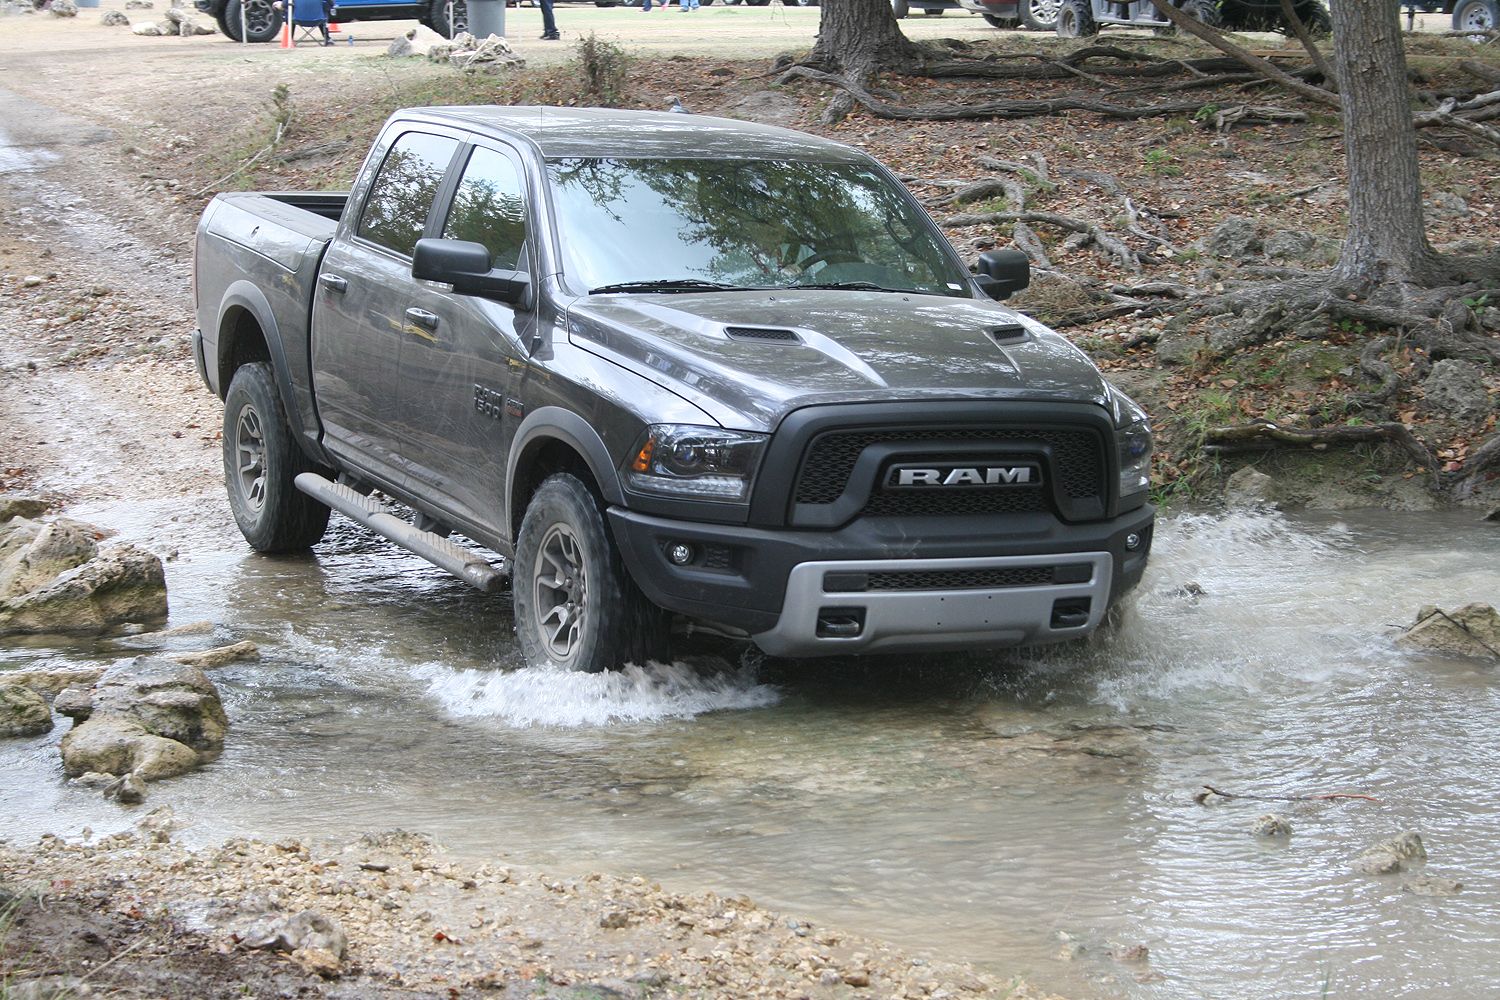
[{"x1": 545, "y1": 157, "x2": 972, "y2": 297}]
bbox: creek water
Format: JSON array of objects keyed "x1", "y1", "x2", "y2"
[{"x1": 4, "y1": 498, "x2": 1498, "y2": 999}]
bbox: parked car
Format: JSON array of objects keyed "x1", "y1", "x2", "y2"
[
  {"x1": 192, "y1": 107, "x2": 1155, "y2": 672},
  {"x1": 958, "y1": 0, "x2": 1060, "y2": 29},
  {"x1": 199, "y1": 0, "x2": 467, "y2": 42}
]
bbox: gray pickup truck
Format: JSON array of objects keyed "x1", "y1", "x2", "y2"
[{"x1": 192, "y1": 106, "x2": 1155, "y2": 672}]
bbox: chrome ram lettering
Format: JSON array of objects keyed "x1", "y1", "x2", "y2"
[{"x1": 890, "y1": 465, "x2": 1036, "y2": 488}]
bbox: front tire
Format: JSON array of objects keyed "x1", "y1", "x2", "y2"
[
  {"x1": 512, "y1": 474, "x2": 668, "y2": 673},
  {"x1": 891, "y1": 0, "x2": 909, "y2": 17},
  {"x1": 222, "y1": 0, "x2": 281, "y2": 42},
  {"x1": 223, "y1": 363, "x2": 330, "y2": 553},
  {"x1": 425, "y1": 0, "x2": 467, "y2": 37},
  {"x1": 1054, "y1": 0, "x2": 1097, "y2": 36}
]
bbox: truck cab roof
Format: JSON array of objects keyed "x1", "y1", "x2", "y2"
[{"x1": 410, "y1": 106, "x2": 871, "y2": 163}]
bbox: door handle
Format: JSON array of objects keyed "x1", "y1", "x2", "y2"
[
  {"x1": 405, "y1": 308, "x2": 440, "y2": 331},
  {"x1": 319, "y1": 273, "x2": 348, "y2": 294}
]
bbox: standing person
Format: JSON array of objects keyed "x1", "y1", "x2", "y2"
[
  {"x1": 539, "y1": 0, "x2": 559, "y2": 38},
  {"x1": 679, "y1": 0, "x2": 698, "y2": 11},
  {"x1": 641, "y1": 0, "x2": 655, "y2": 11}
]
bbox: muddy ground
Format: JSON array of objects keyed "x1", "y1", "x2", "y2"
[{"x1": 0, "y1": 4, "x2": 1497, "y2": 997}]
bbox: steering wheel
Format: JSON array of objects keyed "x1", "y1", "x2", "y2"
[{"x1": 796, "y1": 248, "x2": 865, "y2": 274}]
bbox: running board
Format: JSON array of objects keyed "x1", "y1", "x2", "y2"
[{"x1": 294, "y1": 473, "x2": 508, "y2": 593}]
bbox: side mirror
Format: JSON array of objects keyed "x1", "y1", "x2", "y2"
[
  {"x1": 974, "y1": 249, "x2": 1030, "y2": 301},
  {"x1": 412, "y1": 238, "x2": 531, "y2": 307}
]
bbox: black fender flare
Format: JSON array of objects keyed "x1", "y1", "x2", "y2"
[
  {"x1": 215, "y1": 280, "x2": 308, "y2": 444},
  {"x1": 506, "y1": 407, "x2": 625, "y2": 532}
]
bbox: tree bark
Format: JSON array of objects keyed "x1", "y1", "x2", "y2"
[
  {"x1": 808, "y1": 0, "x2": 927, "y2": 83},
  {"x1": 1329, "y1": 0, "x2": 1442, "y2": 284}
]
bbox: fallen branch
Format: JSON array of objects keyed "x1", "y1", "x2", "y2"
[
  {"x1": 1196, "y1": 785, "x2": 1382, "y2": 804},
  {"x1": 1203, "y1": 420, "x2": 1440, "y2": 485},
  {"x1": 943, "y1": 209, "x2": 1142, "y2": 271}
]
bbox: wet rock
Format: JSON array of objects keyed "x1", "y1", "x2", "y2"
[
  {"x1": 61, "y1": 716, "x2": 198, "y2": 781},
  {"x1": 54, "y1": 686, "x2": 93, "y2": 720},
  {"x1": 0, "y1": 495, "x2": 49, "y2": 523},
  {"x1": 1352, "y1": 831, "x2": 1426, "y2": 875},
  {"x1": 4, "y1": 666, "x2": 104, "y2": 698},
  {"x1": 1264, "y1": 229, "x2": 1316, "y2": 260},
  {"x1": 1251, "y1": 814, "x2": 1292, "y2": 838},
  {"x1": 0, "y1": 519, "x2": 99, "y2": 599},
  {"x1": 1486, "y1": 506, "x2": 1500, "y2": 523},
  {"x1": 722, "y1": 90, "x2": 801, "y2": 127},
  {"x1": 1109, "y1": 943, "x2": 1150, "y2": 963},
  {"x1": 49, "y1": 0, "x2": 78, "y2": 15},
  {"x1": 177, "y1": 16, "x2": 213, "y2": 35},
  {"x1": 1204, "y1": 217, "x2": 1263, "y2": 259},
  {"x1": 130, "y1": 19, "x2": 163, "y2": 33},
  {"x1": 68, "y1": 771, "x2": 116, "y2": 789},
  {"x1": 1402, "y1": 875, "x2": 1462, "y2": 896},
  {"x1": 135, "y1": 805, "x2": 178, "y2": 841},
  {"x1": 1421, "y1": 359, "x2": 1493, "y2": 422},
  {"x1": 169, "y1": 640, "x2": 258, "y2": 668},
  {"x1": 1224, "y1": 467, "x2": 1280, "y2": 510},
  {"x1": 87, "y1": 657, "x2": 228, "y2": 751},
  {"x1": 599, "y1": 910, "x2": 630, "y2": 929},
  {"x1": 110, "y1": 771, "x2": 147, "y2": 804},
  {"x1": 0, "y1": 685, "x2": 52, "y2": 738},
  {"x1": 1396, "y1": 604, "x2": 1500, "y2": 661},
  {"x1": 100, "y1": 9, "x2": 129, "y2": 24},
  {"x1": 241, "y1": 910, "x2": 348, "y2": 960},
  {"x1": 0, "y1": 543, "x2": 166, "y2": 636}
]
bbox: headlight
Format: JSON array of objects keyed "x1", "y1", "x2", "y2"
[
  {"x1": 625, "y1": 425, "x2": 768, "y2": 502},
  {"x1": 1107, "y1": 385, "x2": 1153, "y2": 500}
]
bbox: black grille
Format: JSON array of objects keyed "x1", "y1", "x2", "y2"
[
  {"x1": 869, "y1": 566, "x2": 1055, "y2": 590},
  {"x1": 725, "y1": 326, "x2": 800, "y2": 342},
  {"x1": 794, "y1": 427, "x2": 1104, "y2": 506},
  {"x1": 862, "y1": 486, "x2": 1046, "y2": 517}
]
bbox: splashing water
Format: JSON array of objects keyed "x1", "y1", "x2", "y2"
[{"x1": 419, "y1": 656, "x2": 780, "y2": 727}]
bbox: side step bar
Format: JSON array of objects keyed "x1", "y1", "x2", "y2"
[{"x1": 294, "y1": 473, "x2": 508, "y2": 593}]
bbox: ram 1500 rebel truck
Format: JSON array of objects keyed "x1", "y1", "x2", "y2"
[{"x1": 192, "y1": 106, "x2": 1155, "y2": 672}]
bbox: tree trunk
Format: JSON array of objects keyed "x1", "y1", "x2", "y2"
[
  {"x1": 1329, "y1": 0, "x2": 1442, "y2": 284},
  {"x1": 808, "y1": 0, "x2": 927, "y2": 83}
]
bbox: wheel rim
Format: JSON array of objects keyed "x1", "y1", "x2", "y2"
[
  {"x1": 234, "y1": 404, "x2": 267, "y2": 514},
  {"x1": 451, "y1": 0, "x2": 468, "y2": 30},
  {"x1": 1460, "y1": 2, "x2": 1493, "y2": 28},
  {"x1": 242, "y1": 0, "x2": 275, "y2": 33},
  {"x1": 532, "y1": 522, "x2": 589, "y2": 663},
  {"x1": 1029, "y1": 0, "x2": 1060, "y2": 22}
]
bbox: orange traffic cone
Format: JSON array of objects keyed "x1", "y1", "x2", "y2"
[
  {"x1": 328, "y1": 18, "x2": 341, "y2": 31},
  {"x1": 280, "y1": 15, "x2": 291, "y2": 46}
]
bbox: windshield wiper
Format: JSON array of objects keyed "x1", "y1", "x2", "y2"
[
  {"x1": 785, "y1": 280, "x2": 915, "y2": 293},
  {"x1": 589, "y1": 279, "x2": 760, "y2": 294}
]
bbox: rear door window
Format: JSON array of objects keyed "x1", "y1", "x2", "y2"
[
  {"x1": 442, "y1": 146, "x2": 528, "y2": 271},
  {"x1": 357, "y1": 131, "x2": 461, "y2": 256}
]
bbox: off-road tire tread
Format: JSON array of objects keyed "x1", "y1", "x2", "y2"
[{"x1": 223, "y1": 362, "x2": 330, "y2": 553}]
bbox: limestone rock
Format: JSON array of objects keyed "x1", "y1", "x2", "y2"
[
  {"x1": 1264, "y1": 229, "x2": 1316, "y2": 260},
  {"x1": 1205, "y1": 217, "x2": 1263, "y2": 259},
  {"x1": 169, "y1": 640, "x2": 258, "y2": 669},
  {"x1": 1427, "y1": 191, "x2": 1469, "y2": 219},
  {"x1": 88, "y1": 657, "x2": 228, "y2": 751},
  {"x1": 123, "y1": 0, "x2": 152, "y2": 7},
  {"x1": 0, "y1": 685, "x2": 52, "y2": 738},
  {"x1": 1224, "y1": 467, "x2": 1280, "y2": 510},
  {"x1": 1402, "y1": 875, "x2": 1462, "y2": 896},
  {"x1": 1396, "y1": 604, "x2": 1500, "y2": 661},
  {"x1": 1353, "y1": 831, "x2": 1427, "y2": 875},
  {"x1": 454, "y1": 33, "x2": 524, "y2": 73},
  {"x1": 1251, "y1": 813, "x2": 1292, "y2": 838},
  {"x1": 100, "y1": 9, "x2": 129, "y2": 23},
  {"x1": 130, "y1": 19, "x2": 162, "y2": 33},
  {"x1": 242, "y1": 910, "x2": 348, "y2": 960},
  {"x1": 50, "y1": 0, "x2": 78, "y2": 16},
  {"x1": 3, "y1": 666, "x2": 104, "y2": 698},
  {"x1": 53, "y1": 686, "x2": 93, "y2": 720},
  {"x1": 0, "y1": 519, "x2": 100, "y2": 599},
  {"x1": 111, "y1": 771, "x2": 147, "y2": 804},
  {"x1": 0, "y1": 496, "x2": 49, "y2": 524},
  {"x1": 1421, "y1": 359, "x2": 1493, "y2": 422},
  {"x1": 386, "y1": 24, "x2": 446, "y2": 56},
  {"x1": 1153, "y1": 328, "x2": 1206, "y2": 366},
  {"x1": 0, "y1": 544, "x2": 167, "y2": 636},
  {"x1": 60, "y1": 715, "x2": 198, "y2": 780}
]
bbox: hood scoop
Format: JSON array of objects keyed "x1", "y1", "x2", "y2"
[
  {"x1": 725, "y1": 325, "x2": 801, "y2": 343},
  {"x1": 987, "y1": 323, "x2": 1028, "y2": 346}
]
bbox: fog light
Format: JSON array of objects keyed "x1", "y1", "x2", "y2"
[
  {"x1": 1125, "y1": 532, "x2": 1142, "y2": 551},
  {"x1": 667, "y1": 542, "x2": 695, "y2": 566}
]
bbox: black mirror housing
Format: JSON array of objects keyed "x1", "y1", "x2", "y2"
[
  {"x1": 413, "y1": 238, "x2": 531, "y2": 307},
  {"x1": 974, "y1": 249, "x2": 1030, "y2": 301}
]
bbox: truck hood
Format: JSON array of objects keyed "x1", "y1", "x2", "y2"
[{"x1": 566, "y1": 290, "x2": 1112, "y2": 431}]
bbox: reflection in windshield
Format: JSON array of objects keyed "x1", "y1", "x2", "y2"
[{"x1": 546, "y1": 157, "x2": 971, "y2": 297}]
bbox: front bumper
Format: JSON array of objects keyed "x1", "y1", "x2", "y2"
[{"x1": 608, "y1": 504, "x2": 1153, "y2": 656}]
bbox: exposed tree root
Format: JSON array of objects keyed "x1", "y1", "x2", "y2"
[{"x1": 1202, "y1": 420, "x2": 1441, "y2": 485}]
